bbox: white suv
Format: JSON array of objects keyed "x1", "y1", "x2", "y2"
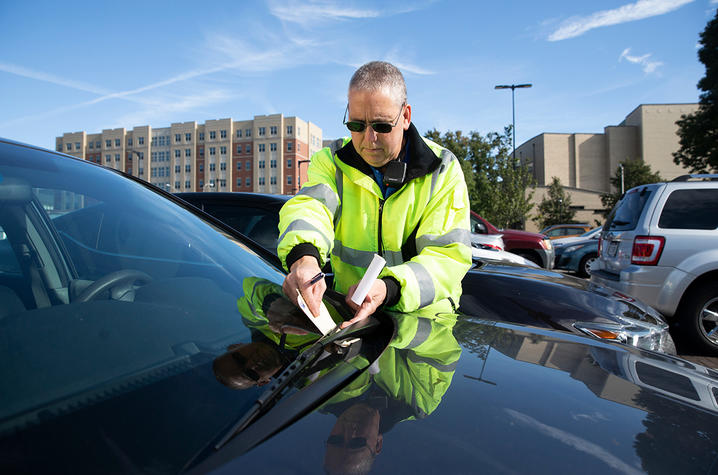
[{"x1": 591, "y1": 175, "x2": 718, "y2": 354}]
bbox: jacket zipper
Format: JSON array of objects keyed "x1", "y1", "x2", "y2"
[{"x1": 378, "y1": 198, "x2": 384, "y2": 256}]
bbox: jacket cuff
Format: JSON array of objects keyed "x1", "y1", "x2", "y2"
[
  {"x1": 285, "y1": 243, "x2": 321, "y2": 271},
  {"x1": 382, "y1": 276, "x2": 401, "y2": 307}
]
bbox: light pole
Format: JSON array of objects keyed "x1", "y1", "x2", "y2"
[
  {"x1": 619, "y1": 164, "x2": 625, "y2": 195},
  {"x1": 494, "y1": 83, "x2": 532, "y2": 160}
]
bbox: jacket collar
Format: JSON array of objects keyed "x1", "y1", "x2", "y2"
[{"x1": 336, "y1": 123, "x2": 441, "y2": 181}]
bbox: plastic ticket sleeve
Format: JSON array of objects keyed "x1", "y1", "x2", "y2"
[
  {"x1": 350, "y1": 254, "x2": 386, "y2": 306},
  {"x1": 296, "y1": 290, "x2": 337, "y2": 335}
]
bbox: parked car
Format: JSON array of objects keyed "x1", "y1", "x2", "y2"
[
  {"x1": 553, "y1": 227, "x2": 601, "y2": 278},
  {"x1": 540, "y1": 223, "x2": 593, "y2": 239},
  {"x1": 552, "y1": 226, "x2": 603, "y2": 248},
  {"x1": 2, "y1": 138, "x2": 717, "y2": 474},
  {"x1": 471, "y1": 246, "x2": 538, "y2": 267},
  {"x1": 177, "y1": 191, "x2": 674, "y2": 354},
  {"x1": 470, "y1": 211, "x2": 554, "y2": 268},
  {"x1": 592, "y1": 175, "x2": 718, "y2": 355}
]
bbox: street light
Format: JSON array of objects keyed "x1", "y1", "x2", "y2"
[
  {"x1": 619, "y1": 164, "x2": 625, "y2": 195},
  {"x1": 494, "y1": 83, "x2": 532, "y2": 160}
]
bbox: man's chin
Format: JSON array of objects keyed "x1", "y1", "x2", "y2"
[{"x1": 361, "y1": 153, "x2": 390, "y2": 168}]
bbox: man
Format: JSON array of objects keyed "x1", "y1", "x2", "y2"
[{"x1": 278, "y1": 61, "x2": 472, "y2": 327}]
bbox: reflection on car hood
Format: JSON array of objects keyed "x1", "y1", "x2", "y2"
[{"x1": 209, "y1": 315, "x2": 718, "y2": 474}]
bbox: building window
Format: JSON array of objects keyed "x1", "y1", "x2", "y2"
[
  {"x1": 270, "y1": 176, "x2": 277, "y2": 185},
  {"x1": 210, "y1": 131, "x2": 216, "y2": 140},
  {"x1": 199, "y1": 147, "x2": 204, "y2": 156},
  {"x1": 139, "y1": 168, "x2": 144, "y2": 176},
  {"x1": 220, "y1": 162, "x2": 226, "y2": 170},
  {"x1": 74, "y1": 142, "x2": 80, "y2": 150},
  {"x1": 115, "y1": 154, "x2": 120, "y2": 162},
  {"x1": 246, "y1": 160, "x2": 251, "y2": 170},
  {"x1": 95, "y1": 141, "x2": 101, "y2": 148},
  {"x1": 220, "y1": 130, "x2": 227, "y2": 139},
  {"x1": 287, "y1": 159, "x2": 292, "y2": 168},
  {"x1": 270, "y1": 126, "x2": 277, "y2": 135},
  {"x1": 270, "y1": 159, "x2": 277, "y2": 168},
  {"x1": 199, "y1": 179, "x2": 204, "y2": 188},
  {"x1": 174, "y1": 150, "x2": 180, "y2": 158},
  {"x1": 259, "y1": 177, "x2": 265, "y2": 186},
  {"x1": 175, "y1": 165, "x2": 181, "y2": 173},
  {"x1": 185, "y1": 132, "x2": 191, "y2": 142},
  {"x1": 209, "y1": 147, "x2": 216, "y2": 156},
  {"x1": 209, "y1": 163, "x2": 216, "y2": 171},
  {"x1": 258, "y1": 144, "x2": 265, "y2": 152},
  {"x1": 258, "y1": 127, "x2": 266, "y2": 136},
  {"x1": 185, "y1": 148, "x2": 191, "y2": 157},
  {"x1": 245, "y1": 128, "x2": 251, "y2": 137},
  {"x1": 66, "y1": 143, "x2": 72, "y2": 151},
  {"x1": 105, "y1": 154, "x2": 111, "y2": 162},
  {"x1": 199, "y1": 163, "x2": 204, "y2": 172},
  {"x1": 220, "y1": 179, "x2": 226, "y2": 187},
  {"x1": 236, "y1": 129, "x2": 242, "y2": 138},
  {"x1": 246, "y1": 177, "x2": 251, "y2": 187},
  {"x1": 185, "y1": 181, "x2": 191, "y2": 189},
  {"x1": 245, "y1": 144, "x2": 251, "y2": 153},
  {"x1": 297, "y1": 143, "x2": 301, "y2": 153},
  {"x1": 89, "y1": 142, "x2": 94, "y2": 150},
  {"x1": 114, "y1": 139, "x2": 120, "y2": 147},
  {"x1": 220, "y1": 146, "x2": 227, "y2": 155},
  {"x1": 175, "y1": 134, "x2": 181, "y2": 143},
  {"x1": 237, "y1": 144, "x2": 242, "y2": 154},
  {"x1": 259, "y1": 160, "x2": 265, "y2": 169},
  {"x1": 270, "y1": 143, "x2": 277, "y2": 152},
  {"x1": 127, "y1": 138, "x2": 133, "y2": 146},
  {"x1": 237, "y1": 178, "x2": 242, "y2": 186},
  {"x1": 199, "y1": 132, "x2": 205, "y2": 141},
  {"x1": 105, "y1": 140, "x2": 111, "y2": 148},
  {"x1": 287, "y1": 142, "x2": 293, "y2": 152},
  {"x1": 185, "y1": 165, "x2": 191, "y2": 172},
  {"x1": 236, "y1": 161, "x2": 242, "y2": 170},
  {"x1": 175, "y1": 181, "x2": 180, "y2": 190},
  {"x1": 287, "y1": 175, "x2": 293, "y2": 185},
  {"x1": 287, "y1": 125, "x2": 293, "y2": 135},
  {"x1": 138, "y1": 137, "x2": 144, "y2": 145}
]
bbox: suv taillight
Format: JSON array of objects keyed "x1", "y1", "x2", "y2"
[{"x1": 631, "y1": 236, "x2": 665, "y2": 265}]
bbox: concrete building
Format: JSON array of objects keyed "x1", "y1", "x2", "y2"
[
  {"x1": 515, "y1": 103, "x2": 698, "y2": 232},
  {"x1": 56, "y1": 114, "x2": 323, "y2": 194}
]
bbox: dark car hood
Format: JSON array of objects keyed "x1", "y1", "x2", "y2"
[
  {"x1": 459, "y1": 261, "x2": 665, "y2": 333},
  {"x1": 204, "y1": 315, "x2": 718, "y2": 474}
]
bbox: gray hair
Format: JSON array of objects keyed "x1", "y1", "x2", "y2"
[{"x1": 348, "y1": 61, "x2": 407, "y2": 106}]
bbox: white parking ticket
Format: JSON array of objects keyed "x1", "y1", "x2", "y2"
[{"x1": 296, "y1": 289, "x2": 337, "y2": 335}]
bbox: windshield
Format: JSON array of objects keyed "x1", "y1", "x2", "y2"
[
  {"x1": 605, "y1": 187, "x2": 653, "y2": 231},
  {"x1": 0, "y1": 143, "x2": 291, "y2": 429}
]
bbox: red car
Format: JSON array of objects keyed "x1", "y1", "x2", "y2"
[{"x1": 470, "y1": 211, "x2": 554, "y2": 268}]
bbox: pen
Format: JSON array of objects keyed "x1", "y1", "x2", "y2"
[{"x1": 307, "y1": 272, "x2": 325, "y2": 286}]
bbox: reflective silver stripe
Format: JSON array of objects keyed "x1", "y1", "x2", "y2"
[
  {"x1": 328, "y1": 138, "x2": 345, "y2": 155},
  {"x1": 408, "y1": 352, "x2": 459, "y2": 372},
  {"x1": 416, "y1": 228, "x2": 471, "y2": 253},
  {"x1": 278, "y1": 219, "x2": 332, "y2": 251},
  {"x1": 297, "y1": 183, "x2": 338, "y2": 215},
  {"x1": 406, "y1": 261, "x2": 435, "y2": 307},
  {"x1": 332, "y1": 240, "x2": 376, "y2": 268},
  {"x1": 384, "y1": 249, "x2": 403, "y2": 267},
  {"x1": 405, "y1": 317, "x2": 432, "y2": 349},
  {"x1": 334, "y1": 164, "x2": 343, "y2": 228},
  {"x1": 430, "y1": 148, "x2": 456, "y2": 201}
]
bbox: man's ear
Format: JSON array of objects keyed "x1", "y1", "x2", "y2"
[
  {"x1": 402, "y1": 104, "x2": 412, "y2": 130},
  {"x1": 375, "y1": 434, "x2": 383, "y2": 454}
]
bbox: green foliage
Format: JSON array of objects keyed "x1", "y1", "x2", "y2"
[
  {"x1": 532, "y1": 177, "x2": 576, "y2": 229},
  {"x1": 674, "y1": 9, "x2": 718, "y2": 173},
  {"x1": 599, "y1": 159, "x2": 663, "y2": 215},
  {"x1": 425, "y1": 127, "x2": 534, "y2": 229}
]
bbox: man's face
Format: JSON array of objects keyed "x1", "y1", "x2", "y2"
[
  {"x1": 347, "y1": 88, "x2": 411, "y2": 168},
  {"x1": 323, "y1": 403, "x2": 382, "y2": 473}
]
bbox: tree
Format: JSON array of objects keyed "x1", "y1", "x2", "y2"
[
  {"x1": 425, "y1": 127, "x2": 535, "y2": 229},
  {"x1": 674, "y1": 9, "x2": 718, "y2": 173},
  {"x1": 599, "y1": 159, "x2": 663, "y2": 214},
  {"x1": 532, "y1": 177, "x2": 575, "y2": 229}
]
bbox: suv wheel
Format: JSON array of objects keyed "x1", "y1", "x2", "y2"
[
  {"x1": 677, "y1": 282, "x2": 718, "y2": 355},
  {"x1": 577, "y1": 253, "x2": 597, "y2": 278}
]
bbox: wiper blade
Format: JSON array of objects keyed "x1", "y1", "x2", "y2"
[{"x1": 213, "y1": 321, "x2": 371, "y2": 450}]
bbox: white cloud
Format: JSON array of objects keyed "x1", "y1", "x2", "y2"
[
  {"x1": 548, "y1": 0, "x2": 694, "y2": 41},
  {"x1": 267, "y1": 0, "x2": 380, "y2": 26},
  {"x1": 0, "y1": 62, "x2": 110, "y2": 95},
  {"x1": 619, "y1": 47, "x2": 663, "y2": 73}
]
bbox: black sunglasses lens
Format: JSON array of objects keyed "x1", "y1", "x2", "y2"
[
  {"x1": 347, "y1": 437, "x2": 368, "y2": 449},
  {"x1": 244, "y1": 367, "x2": 261, "y2": 382},
  {"x1": 371, "y1": 123, "x2": 392, "y2": 133},
  {"x1": 346, "y1": 122, "x2": 366, "y2": 132},
  {"x1": 326, "y1": 435, "x2": 368, "y2": 449}
]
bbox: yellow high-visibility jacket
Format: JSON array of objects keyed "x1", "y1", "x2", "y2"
[{"x1": 278, "y1": 123, "x2": 472, "y2": 313}]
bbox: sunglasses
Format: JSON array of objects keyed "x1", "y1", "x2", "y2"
[
  {"x1": 326, "y1": 435, "x2": 371, "y2": 451},
  {"x1": 230, "y1": 352, "x2": 261, "y2": 382},
  {"x1": 343, "y1": 103, "x2": 405, "y2": 134}
]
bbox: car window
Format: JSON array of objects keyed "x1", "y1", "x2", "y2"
[
  {"x1": 470, "y1": 214, "x2": 487, "y2": 234},
  {"x1": 605, "y1": 187, "x2": 653, "y2": 231},
  {"x1": 200, "y1": 203, "x2": 280, "y2": 253},
  {"x1": 0, "y1": 224, "x2": 21, "y2": 275},
  {"x1": 658, "y1": 189, "x2": 718, "y2": 230}
]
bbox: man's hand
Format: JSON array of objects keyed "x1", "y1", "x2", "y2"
[
  {"x1": 342, "y1": 279, "x2": 387, "y2": 329},
  {"x1": 283, "y1": 256, "x2": 326, "y2": 317}
]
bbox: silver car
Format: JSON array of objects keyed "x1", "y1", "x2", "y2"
[{"x1": 591, "y1": 175, "x2": 718, "y2": 354}]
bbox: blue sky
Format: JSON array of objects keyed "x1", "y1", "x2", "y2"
[{"x1": 0, "y1": 0, "x2": 714, "y2": 151}]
